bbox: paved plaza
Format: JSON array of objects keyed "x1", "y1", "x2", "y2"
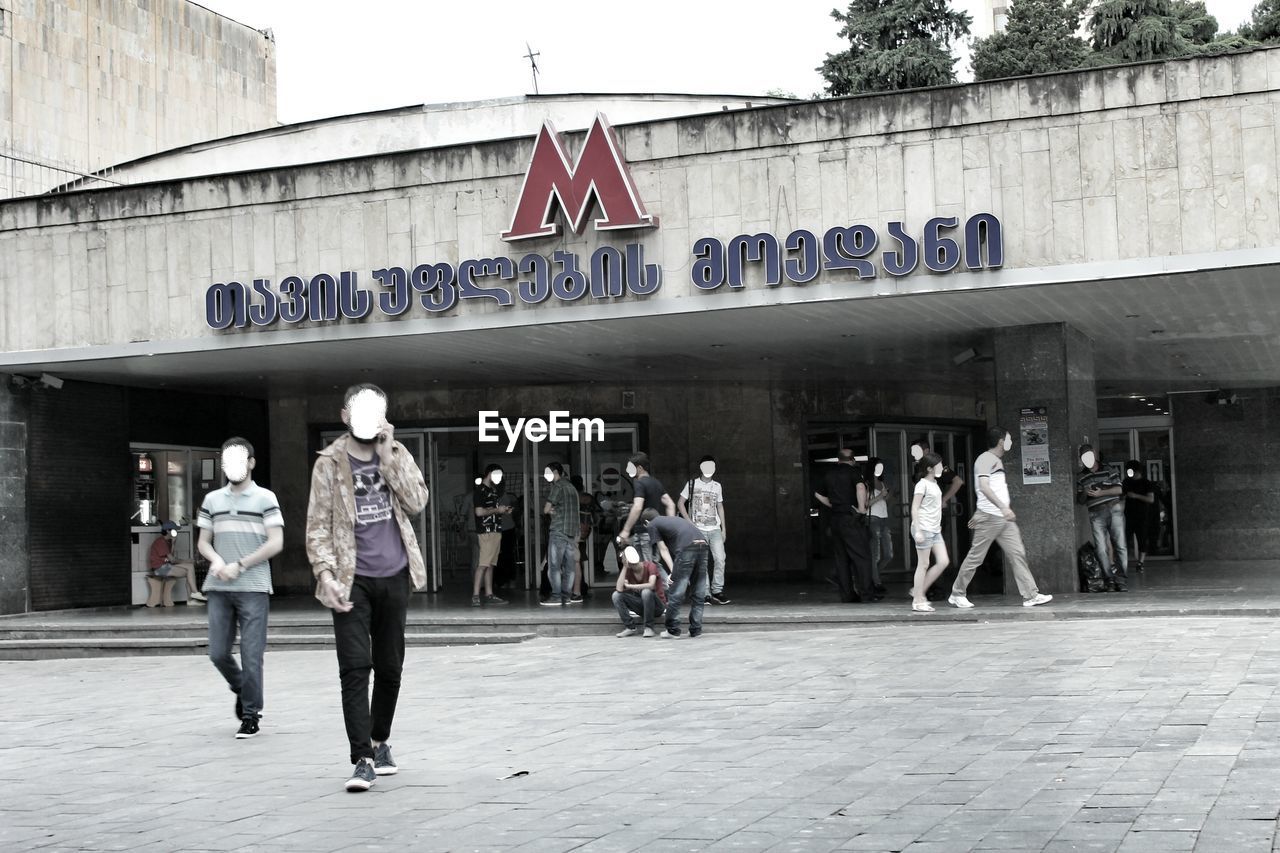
[{"x1": 5, "y1": 614, "x2": 1280, "y2": 852}]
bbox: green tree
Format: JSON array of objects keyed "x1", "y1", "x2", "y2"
[
  {"x1": 971, "y1": 0, "x2": 1090, "y2": 81},
  {"x1": 1240, "y1": 0, "x2": 1280, "y2": 42},
  {"x1": 1088, "y1": 0, "x2": 1229, "y2": 63},
  {"x1": 818, "y1": 0, "x2": 972, "y2": 96}
]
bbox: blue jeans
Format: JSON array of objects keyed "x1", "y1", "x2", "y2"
[
  {"x1": 1090, "y1": 502, "x2": 1129, "y2": 584},
  {"x1": 664, "y1": 543, "x2": 710, "y2": 636},
  {"x1": 547, "y1": 531, "x2": 576, "y2": 603},
  {"x1": 704, "y1": 527, "x2": 726, "y2": 594},
  {"x1": 206, "y1": 590, "x2": 270, "y2": 718},
  {"x1": 612, "y1": 588, "x2": 665, "y2": 629},
  {"x1": 869, "y1": 516, "x2": 893, "y2": 583}
]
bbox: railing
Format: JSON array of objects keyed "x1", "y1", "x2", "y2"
[{"x1": 0, "y1": 145, "x2": 123, "y2": 199}]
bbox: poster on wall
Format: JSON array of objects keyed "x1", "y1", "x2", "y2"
[{"x1": 1019, "y1": 407, "x2": 1051, "y2": 485}]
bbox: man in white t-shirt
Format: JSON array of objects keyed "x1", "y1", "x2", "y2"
[
  {"x1": 679, "y1": 455, "x2": 730, "y2": 605},
  {"x1": 949, "y1": 427, "x2": 1053, "y2": 609}
]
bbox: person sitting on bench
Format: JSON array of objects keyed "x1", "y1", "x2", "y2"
[{"x1": 147, "y1": 520, "x2": 205, "y2": 606}]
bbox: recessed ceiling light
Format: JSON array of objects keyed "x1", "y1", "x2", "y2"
[{"x1": 760, "y1": 356, "x2": 771, "y2": 362}]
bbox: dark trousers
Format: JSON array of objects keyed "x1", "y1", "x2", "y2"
[
  {"x1": 830, "y1": 514, "x2": 873, "y2": 602},
  {"x1": 332, "y1": 568, "x2": 411, "y2": 764}
]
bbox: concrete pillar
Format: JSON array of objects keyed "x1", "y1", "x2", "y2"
[
  {"x1": 992, "y1": 323, "x2": 1096, "y2": 594},
  {"x1": 268, "y1": 396, "x2": 315, "y2": 595},
  {"x1": 0, "y1": 381, "x2": 30, "y2": 614}
]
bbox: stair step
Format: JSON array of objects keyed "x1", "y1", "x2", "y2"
[{"x1": 0, "y1": 632, "x2": 536, "y2": 660}]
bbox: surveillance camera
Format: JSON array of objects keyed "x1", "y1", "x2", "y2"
[{"x1": 38, "y1": 373, "x2": 63, "y2": 390}]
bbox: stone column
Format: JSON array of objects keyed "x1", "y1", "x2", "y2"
[
  {"x1": 0, "y1": 382, "x2": 29, "y2": 614},
  {"x1": 992, "y1": 323, "x2": 1096, "y2": 595},
  {"x1": 268, "y1": 396, "x2": 314, "y2": 595}
]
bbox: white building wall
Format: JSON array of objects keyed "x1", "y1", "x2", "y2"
[
  {"x1": 1, "y1": 50, "x2": 1279, "y2": 356},
  {"x1": 0, "y1": 0, "x2": 276, "y2": 198}
]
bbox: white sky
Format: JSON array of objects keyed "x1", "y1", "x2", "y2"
[{"x1": 199, "y1": 0, "x2": 1260, "y2": 126}]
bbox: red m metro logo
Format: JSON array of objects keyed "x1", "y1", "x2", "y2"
[{"x1": 501, "y1": 114, "x2": 657, "y2": 242}]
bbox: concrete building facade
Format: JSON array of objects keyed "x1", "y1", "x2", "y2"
[
  {"x1": 0, "y1": 0, "x2": 276, "y2": 198},
  {"x1": 0, "y1": 50, "x2": 1276, "y2": 613}
]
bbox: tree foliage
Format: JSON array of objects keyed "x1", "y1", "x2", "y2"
[
  {"x1": 971, "y1": 0, "x2": 1090, "y2": 81},
  {"x1": 1087, "y1": 0, "x2": 1236, "y2": 62},
  {"x1": 819, "y1": 0, "x2": 972, "y2": 96},
  {"x1": 1240, "y1": 0, "x2": 1280, "y2": 43}
]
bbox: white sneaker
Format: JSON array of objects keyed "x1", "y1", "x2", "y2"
[
  {"x1": 1023, "y1": 593, "x2": 1053, "y2": 608},
  {"x1": 659, "y1": 630, "x2": 677, "y2": 639},
  {"x1": 643, "y1": 627, "x2": 656, "y2": 638},
  {"x1": 616, "y1": 627, "x2": 639, "y2": 638},
  {"x1": 189, "y1": 591, "x2": 207, "y2": 602},
  {"x1": 947, "y1": 594, "x2": 974, "y2": 609}
]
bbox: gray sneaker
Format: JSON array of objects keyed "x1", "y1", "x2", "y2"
[
  {"x1": 346, "y1": 757, "x2": 377, "y2": 791},
  {"x1": 373, "y1": 742, "x2": 398, "y2": 776}
]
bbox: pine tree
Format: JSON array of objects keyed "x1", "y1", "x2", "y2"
[
  {"x1": 972, "y1": 0, "x2": 1090, "y2": 81},
  {"x1": 1088, "y1": 0, "x2": 1229, "y2": 62},
  {"x1": 1240, "y1": 0, "x2": 1280, "y2": 43},
  {"x1": 819, "y1": 0, "x2": 972, "y2": 96}
]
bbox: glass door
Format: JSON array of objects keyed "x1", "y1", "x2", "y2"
[
  {"x1": 580, "y1": 425, "x2": 640, "y2": 587},
  {"x1": 1099, "y1": 418, "x2": 1178, "y2": 560}
]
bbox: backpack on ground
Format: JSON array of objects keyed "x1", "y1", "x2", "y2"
[{"x1": 1077, "y1": 542, "x2": 1106, "y2": 593}]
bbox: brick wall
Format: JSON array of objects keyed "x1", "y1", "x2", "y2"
[{"x1": 28, "y1": 381, "x2": 130, "y2": 610}]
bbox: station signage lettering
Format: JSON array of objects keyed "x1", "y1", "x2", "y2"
[{"x1": 202, "y1": 113, "x2": 1003, "y2": 330}]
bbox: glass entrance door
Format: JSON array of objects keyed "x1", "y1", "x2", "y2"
[
  {"x1": 580, "y1": 425, "x2": 640, "y2": 587},
  {"x1": 1099, "y1": 419, "x2": 1178, "y2": 560},
  {"x1": 806, "y1": 423, "x2": 977, "y2": 589}
]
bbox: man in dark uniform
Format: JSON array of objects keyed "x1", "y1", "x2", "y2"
[{"x1": 814, "y1": 448, "x2": 880, "y2": 603}]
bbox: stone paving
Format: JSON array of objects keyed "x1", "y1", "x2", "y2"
[{"x1": 4, "y1": 616, "x2": 1280, "y2": 852}]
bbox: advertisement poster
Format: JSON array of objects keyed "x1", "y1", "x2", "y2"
[{"x1": 1019, "y1": 407, "x2": 1051, "y2": 485}]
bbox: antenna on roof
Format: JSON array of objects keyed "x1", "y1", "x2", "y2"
[{"x1": 524, "y1": 42, "x2": 541, "y2": 95}]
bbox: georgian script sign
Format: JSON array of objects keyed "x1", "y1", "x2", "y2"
[{"x1": 202, "y1": 114, "x2": 1003, "y2": 330}]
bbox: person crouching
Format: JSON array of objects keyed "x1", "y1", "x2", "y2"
[{"x1": 611, "y1": 545, "x2": 666, "y2": 638}]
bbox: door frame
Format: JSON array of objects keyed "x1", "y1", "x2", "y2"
[{"x1": 1098, "y1": 415, "x2": 1179, "y2": 560}]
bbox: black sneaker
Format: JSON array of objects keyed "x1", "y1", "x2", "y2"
[
  {"x1": 345, "y1": 757, "x2": 377, "y2": 792},
  {"x1": 373, "y1": 742, "x2": 398, "y2": 776},
  {"x1": 709, "y1": 592, "x2": 731, "y2": 605},
  {"x1": 569, "y1": 594, "x2": 583, "y2": 603},
  {"x1": 235, "y1": 717, "x2": 259, "y2": 739},
  {"x1": 484, "y1": 594, "x2": 507, "y2": 606}
]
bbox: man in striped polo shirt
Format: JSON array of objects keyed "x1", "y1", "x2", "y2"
[{"x1": 197, "y1": 437, "x2": 284, "y2": 739}]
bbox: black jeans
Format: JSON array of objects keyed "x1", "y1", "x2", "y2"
[
  {"x1": 332, "y1": 568, "x2": 411, "y2": 764},
  {"x1": 830, "y1": 513, "x2": 873, "y2": 602}
]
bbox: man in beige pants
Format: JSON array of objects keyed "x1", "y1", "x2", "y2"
[{"x1": 948, "y1": 426, "x2": 1053, "y2": 609}]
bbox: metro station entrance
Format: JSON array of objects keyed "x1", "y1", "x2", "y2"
[
  {"x1": 322, "y1": 421, "x2": 642, "y2": 594},
  {"x1": 807, "y1": 422, "x2": 1001, "y2": 594}
]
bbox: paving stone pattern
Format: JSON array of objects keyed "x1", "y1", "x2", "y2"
[{"x1": 4, "y1": 617, "x2": 1280, "y2": 852}]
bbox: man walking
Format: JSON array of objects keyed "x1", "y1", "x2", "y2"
[
  {"x1": 643, "y1": 509, "x2": 710, "y2": 638},
  {"x1": 1077, "y1": 443, "x2": 1129, "y2": 592},
  {"x1": 196, "y1": 438, "x2": 284, "y2": 739},
  {"x1": 542, "y1": 462, "x2": 578, "y2": 606},
  {"x1": 679, "y1": 455, "x2": 730, "y2": 605},
  {"x1": 814, "y1": 448, "x2": 879, "y2": 603},
  {"x1": 306, "y1": 384, "x2": 429, "y2": 792},
  {"x1": 949, "y1": 427, "x2": 1053, "y2": 609}
]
